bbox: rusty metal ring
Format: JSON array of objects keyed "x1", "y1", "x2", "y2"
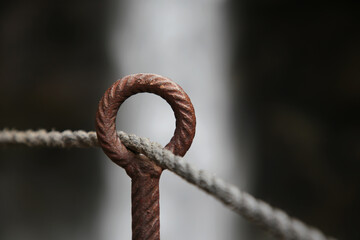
[{"x1": 95, "y1": 73, "x2": 196, "y2": 171}]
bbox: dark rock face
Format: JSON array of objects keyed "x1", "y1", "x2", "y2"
[
  {"x1": 0, "y1": 1, "x2": 110, "y2": 239},
  {"x1": 230, "y1": 2, "x2": 360, "y2": 239}
]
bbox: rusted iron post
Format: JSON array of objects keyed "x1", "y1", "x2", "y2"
[{"x1": 95, "y1": 73, "x2": 196, "y2": 240}]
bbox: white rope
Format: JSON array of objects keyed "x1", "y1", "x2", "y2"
[{"x1": 0, "y1": 129, "x2": 336, "y2": 240}]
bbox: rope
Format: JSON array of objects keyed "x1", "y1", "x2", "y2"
[{"x1": 0, "y1": 129, "x2": 336, "y2": 240}]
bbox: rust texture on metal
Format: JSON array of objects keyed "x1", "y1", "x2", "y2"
[{"x1": 95, "y1": 73, "x2": 196, "y2": 240}]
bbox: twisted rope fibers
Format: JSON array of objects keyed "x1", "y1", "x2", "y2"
[{"x1": 0, "y1": 129, "x2": 335, "y2": 240}]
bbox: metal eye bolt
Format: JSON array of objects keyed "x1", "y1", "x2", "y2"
[{"x1": 95, "y1": 73, "x2": 196, "y2": 240}]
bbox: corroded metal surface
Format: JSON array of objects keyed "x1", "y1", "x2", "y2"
[{"x1": 95, "y1": 73, "x2": 196, "y2": 240}]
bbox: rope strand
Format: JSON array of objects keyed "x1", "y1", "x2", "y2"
[{"x1": 0, "y1": 129, "x2": 336, "y2": 240}]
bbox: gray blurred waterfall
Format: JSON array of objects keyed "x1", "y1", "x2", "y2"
[{"x1": 99, "y1": 0, "x2": 249, "y2": 239}]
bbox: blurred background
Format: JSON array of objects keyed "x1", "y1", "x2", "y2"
[{"x1": 0, "y1": 0, "x2": 359, "y2": 239}]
